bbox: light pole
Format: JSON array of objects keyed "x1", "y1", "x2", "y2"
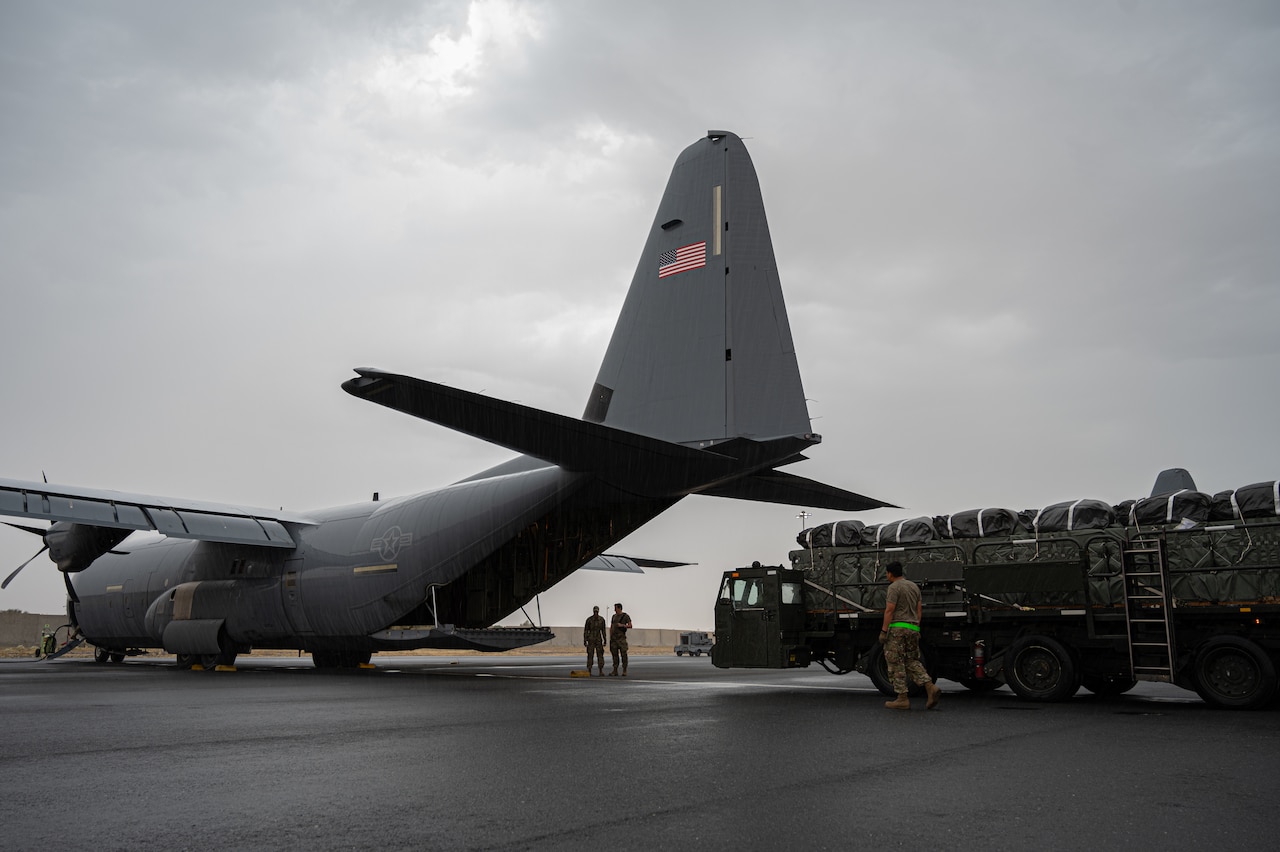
[{"x1": 796, "y1": 510, "x2": 811, "y2": 530}]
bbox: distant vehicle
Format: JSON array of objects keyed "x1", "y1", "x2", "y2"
[{"x1": 674, "y1": 631, "x2": 713, "y2": 656}]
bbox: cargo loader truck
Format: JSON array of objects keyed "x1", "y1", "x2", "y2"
[{"x1": 712, "y1": 476, "x2": 1280, "y2": 710}]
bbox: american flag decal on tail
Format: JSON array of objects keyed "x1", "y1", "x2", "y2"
[{"x1": 658, "y1": 241, "x2": 707, "y2": 279}]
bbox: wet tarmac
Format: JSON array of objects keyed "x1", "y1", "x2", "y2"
[{"x1": 1, "y1": 653, "x2": 1276, "y2": 850}]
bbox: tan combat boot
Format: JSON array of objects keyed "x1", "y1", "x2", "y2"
[
  {"x1": 925, "y1": 682, "x2": 941, "y2": 710},
  {"x1": 884, "y1": 693, "x2": 911, "y2": 710}
]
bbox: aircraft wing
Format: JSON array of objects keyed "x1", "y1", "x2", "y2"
[
  {"x1": 581, "y1": 555, "x2": 693, "y2": 573},
  {"x1": 0, "y1": 478, "x2": 315, "y2": 548}
]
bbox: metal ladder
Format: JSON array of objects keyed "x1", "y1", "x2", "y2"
[{"x1": 1121, "y1": 538, "x2": 1175, "y2": 682}]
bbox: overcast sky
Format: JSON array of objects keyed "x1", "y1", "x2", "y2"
[{"x1": 2, "y1": 2, "x2": 1277, "y2": 631}]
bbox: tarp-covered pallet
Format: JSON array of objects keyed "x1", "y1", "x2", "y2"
[{"x1": 792, "y1": 480, "x2": 1280, "y2": 622}]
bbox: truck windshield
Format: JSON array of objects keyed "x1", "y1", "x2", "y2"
[{"x1": 724, "y1": 578, "x2": 763, "y2": 607}]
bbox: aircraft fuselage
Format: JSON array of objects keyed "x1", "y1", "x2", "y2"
[{"x1": 73, "y1": 464, "x2": 588, "y2": 656}]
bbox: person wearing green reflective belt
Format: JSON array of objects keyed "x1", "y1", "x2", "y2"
[{"x1": 879, "y1": 562, "x2": 941, "y2": 710}]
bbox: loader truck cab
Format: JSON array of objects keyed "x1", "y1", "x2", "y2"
[{"x1": 712, "y1": 563, "x2": 811, "y2": 669}]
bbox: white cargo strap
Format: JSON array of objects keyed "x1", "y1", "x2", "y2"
[
  {"x1": 1067, "y1": 498, "x2": 1085, "y2": 531},
  {"x1": 1165, "y1": 489, "x2": 1187, "y2": 523},
  {"x1": 1274, "y1": 481, "x2": 1280, "y2": 516},
  {"x1": 977, "y1": 508, "x2": 988, "y2": 537}
]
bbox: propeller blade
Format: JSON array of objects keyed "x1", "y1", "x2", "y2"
[
  {"x1": 3, "y1": 521, "x2": 49, "y2": 537},
  {"x1": 2, "y1": 545, "x2": 49, "y2": 590},
  {"x1": 63, "y1": 571, "x2": 80, "y2": 604}
]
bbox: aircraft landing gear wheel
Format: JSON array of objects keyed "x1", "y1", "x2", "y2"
[
  {"x1": 1004, "y1": 635, "x2": 1080, "y2": 702},
  {"x1": 1193, "y1": 636, "x2": 1277, "y2": 710},
  {"x1": 176, "y1": 654, "x2": 195, "y2": 669},
  {"x1": 199, "y1": 649, "x2": 237, "y2": 670},
  {"x1": 93, "y1": 646, "x2": 110, "y2": 664},
  {"x1": 109, "y1": 652, "x2": 125, "y2": 664},
  {"x1": 312, "y1": 650, "x2": 370, "y2": 669}
]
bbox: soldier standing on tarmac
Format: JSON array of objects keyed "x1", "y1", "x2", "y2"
[
  {"x1": 880, "y1": 562, "x2": 941, "y2": 710},
  {"x1": 584, "y1": 606, "x2": 607, "y2": 676},
  {"x1": 609, "y1": 602, "x2": 633, "y2": 676}
]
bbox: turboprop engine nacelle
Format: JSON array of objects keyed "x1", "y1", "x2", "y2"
[{"x1": 45, "y1": 522, "x2": 132, "y2": 573}]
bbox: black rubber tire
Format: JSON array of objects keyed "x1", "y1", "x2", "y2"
[
  {"x1": 198, "y1": 649, "x2": 237, "y2": 670},
  {"x1": 1004, "y1": 635, "x2": 1080, "y2": 702},
  {"x1": 312, "y1": 649, "x2": 370, "y2": 669},
  {"x1": 865, "y1": 642, "x2": 929, "y2": 697},
  {"x1": 675, "y1": 650, "x2": 684, "y2": 657},
  {"x1": 693, "y1": 650, "x2": 702, "y2": 656},
  {"x1": 960, "y1": 678, "x2": 1003, "y2": 693},
  {"x1": 1081, "y1": 675, "x2": 1138, "y2": 697},
  {"x1": 108, "y1": 652, "x2": 125, "y2": 664},
  {"x1": 93, "y1": 646, "x2": 110, "y2": 664},
  {"x1": 1192, "y1": 636, "x2": 1278, "y2": 710}
]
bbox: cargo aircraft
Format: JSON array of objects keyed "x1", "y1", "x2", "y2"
[{"x1": 0, "y1": 131, "x2": 888, "y2": 669}]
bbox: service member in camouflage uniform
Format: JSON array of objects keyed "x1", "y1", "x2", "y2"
[
  {"x1": 609, "y1": 602, "x2": 633, "y2": 676},
  {"x1": 583, "y1": 606, "x2": 607, "y2": 675},
  {"x1": 879, "y1": 562, "x2": 941, "y2": 710}
]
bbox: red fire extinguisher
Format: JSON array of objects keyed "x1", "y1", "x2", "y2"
[{"x1": 973, "y1": 640, "x2": 986, "y2": 679}]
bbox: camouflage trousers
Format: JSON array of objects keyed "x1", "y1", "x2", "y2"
[
  {"x1": 884, "y1": 628, "x2": 931, "y2": 694},
  {"x1": 586, "y1": 642, "x2": 605, "y2": 669},
  {"x1": 610, "y1": 638, "x2": 629, "y2": 671}
]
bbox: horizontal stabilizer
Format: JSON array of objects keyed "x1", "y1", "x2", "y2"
[
  {"x1": 344, "y1": 369, "x2": 764, "y2": 497},
  {"x1": 695, "y1": 469, "x2": 895, "y2": 512},
  {"x1": 0, "y1": 478, "x2": 313, "y2": 548},
  {"x1": 344, "y1": 369, "x2": 888, "y2": 509}
]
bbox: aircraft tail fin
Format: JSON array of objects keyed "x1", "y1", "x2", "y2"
[
  {"x1": 1150, "y1": 467, "x2": 1197, "y2": 497},
  {"x1": 344, "y1": 131, "x2": 891, "y2": 513},
  {"x1": 584, "y1": 131, "x2": 811, "y2": 447}
]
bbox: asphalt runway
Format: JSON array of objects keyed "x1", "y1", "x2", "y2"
[{"x1": 1, "y1": 653, "x2": 1276, "y2": 851}]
